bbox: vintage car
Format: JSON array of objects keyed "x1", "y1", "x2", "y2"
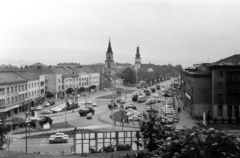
[
  {"x1": 108, "y1": 103, "x2": 118, "y2": 109},
  {"x1": 50, "y1": 133, "x2": 69, "y2": 139},
  {"x1": 78, "y1": 107, "x2": 95, "y2": 116},
  {"x1": 87, "y1": 113, "x2": 92, "y2": 119},
  {"x1": 49, "y1": 136, "x2": 68, "y2": 144},
  {"x1": 92, "y1": 102, "x2": 97, "y2": 107}
]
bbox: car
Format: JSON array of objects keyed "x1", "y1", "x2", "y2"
[
  {"x1": 43, "y1": 102, "x2": 51, "y2": 107},
  {"x1": 146, "y1": 99, "x2": 156, "y2": 105},
  {"x1": 132, "y1": 94, "x2": 138, "y2": 102},
  {"x1": 49, "y1": 136, "x2": 68, "y2": 144},
  {"x1": 92, "y1": 102, "x2": 97, "y2": 107},
  {"x1": 78, "y1": 107, "x2": 95, "y2": 116},
  {"x1": 48, "y1": 100, "x2": 55, "y2": 105},
  {"x1": 128, "y1": 114, "x2": 142, "y2": 121},
  {"x1": 41, "y1": 110, "x2": 52, "y2": 115},
  {"x1": 87, "y1": 113, "x2": 92, "y2": 119},
  {"x1": 125, "y1": 104, "x2": 137, "y2": 110},
  {"x1": 157, "y1": 99, "x2": 162, "y2": 103},
  {"x1": 146, "y1": 107, "x2": 158, "y2": 112},
  {"x1": 85, "y1": 100, "x2": 93, "y2": 104},
  {"x1": 116, "y1": 98, "x2": 121, "y2": 103},
  {"x1": 151, "y1": 88, "x2": 156, "y2": 93},
  {"x1": 164, "y1": 93, "x2": 172, "y2": 97},
  {"x1": 35, "y1": 105, "x2": 42, "y2": 110},
  {"x1": 108, "y1": 103, "x2": 118, "y2": 109},
  {"x1": 50, "y1": 133, "x2": 69, "y2": 139},
  {"x1": 153, "y1": 93, "x2": 159, "y2": 98},
  {"x1": 120, "y1": 99, "x2": 126, "y2": 104},
  {"x1": 50, "y1": 107, "x2": 63, "y2": 113},
  {"x1": 30, "y1": 116, "x2": 53, "y2": 127},
  {"x1": 102, "y1": 88, "x2": 107, "y2": 91}
]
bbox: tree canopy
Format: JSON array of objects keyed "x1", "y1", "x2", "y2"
[
  {"x1": 121, "y1": 67, "x2": 136, "y2": 84},
  {"x1": 45, "y1": 91, "x2": 54, "y2": 99},
  {"x1": 66, "y1": 88, "x2": 74, "y2": 95}
]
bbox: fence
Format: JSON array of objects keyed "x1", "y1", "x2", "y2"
[{"x1": 73, "y1": 131, "x2": 141, "y2": 154}]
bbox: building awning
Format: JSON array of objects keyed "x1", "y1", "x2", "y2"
[
  {"x1": 0, "y1": 104, "x2": 19, "y2": 113},
  {"x1": 185, "y1": 92, "x2": 192, "y2": 100}
]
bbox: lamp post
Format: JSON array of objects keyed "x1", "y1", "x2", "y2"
[
  {"x1": 25, "y1": 99, "x2": 30, "y2": 153},
  {"x1": 65, "y1": 95, "x2": 68, "y2": 122}
]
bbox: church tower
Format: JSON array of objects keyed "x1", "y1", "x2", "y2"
[
  {"x1": 135, "y1": 46, "x2": 141, "y2": 71},
  {"x1": 105, "y1": 39, "x2": 115, "y2": 77}
]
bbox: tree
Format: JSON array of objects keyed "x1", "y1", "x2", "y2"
[
  {"x1": 121, "y1": 67, "x2": 136, "y2": 84},
  {"x1": 90, "y1": 85, "x2": 97, "y2": 89},
  {"x1": 45, "y1": 91, "x2": 54, "y2": 99},
  {"x1": 66, "y1": 88, "x2": 74, "y2": 95},
  {"x1": 0, "y1": 115, "x2": 11, "y2": 150},
  {"x1": 79, "y1": 87, "x2": 85, "y2": 93}
]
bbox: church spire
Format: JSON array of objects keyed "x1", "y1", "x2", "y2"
[
  {"x1": 107, "y1": 38, "x2": 113, "y2": 53},
  {"x1": 136, "y1": 45, "x2": 140, "y2": 58}
]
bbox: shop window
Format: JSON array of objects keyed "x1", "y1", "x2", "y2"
[
  {"x1": 0, "y1": 99, "x2": 5, "y2": 106},
  {"x1": 218, "y1": 105, "x2": 223, "y2": 117}
]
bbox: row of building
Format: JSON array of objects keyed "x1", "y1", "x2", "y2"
[
  {"x1": 180, "y1": 54, "x2": 240, "y2": 121},
  {"x1": 0, "y1": 64, "x2": 104, "y2": 118}
]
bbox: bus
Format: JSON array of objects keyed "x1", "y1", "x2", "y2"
[{"x1": 137, "y1": 95, "x2": 147, "y2": 103}]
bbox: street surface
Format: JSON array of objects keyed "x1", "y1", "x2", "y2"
[{"x1": 9, "y1": 79, "x2": 189, "y2": 154}]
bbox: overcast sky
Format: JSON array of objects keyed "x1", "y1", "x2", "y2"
[{"x1": 1, "y1": 0, "x2": 240, "y2": 67}]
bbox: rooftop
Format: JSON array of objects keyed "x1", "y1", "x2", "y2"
[
  {"x1": 211, "y1": 54, "x2": 240, "y2": 66},
  {"x1": 0, "y1": 72, "x2": 27, "y2": 85}
]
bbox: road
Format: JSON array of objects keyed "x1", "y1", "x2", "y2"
[{"x1": 9, "y1": 79, "x2": 174, "y2": 153}]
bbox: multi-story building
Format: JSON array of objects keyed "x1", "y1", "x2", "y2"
[
  {"x1": 0, "y1": 72, "x2": 28, "y2": 117},
  {"x1": 180, "y1": 64, "x2": 212, "y2": 118},
  {"x1": 209, "y1": 54, "x2": 240, "y2": 120},
  {"x1": 14, "y1": 71, "x2": 45, "y2": 108},
  {"x1": 181, "y1": 54, "x2": 240, "y2": 121},
  {"x1": 83, "y1": 67, "x2": 100, "y2": 91}
]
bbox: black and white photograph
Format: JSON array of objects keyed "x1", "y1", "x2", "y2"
[{"x1": 0, "y1": 0, "x2": 240, "y2": 157}]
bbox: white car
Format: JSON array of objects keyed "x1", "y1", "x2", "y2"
[
  {"x1": 36, "y1": 105, "x2": 42, "y2": 110},
  {"x1": 85, "y1": 100, "x2": 92, "y2": 104},
  {"x1": 50, "y1": 107, "x2": 62, "y2": 113},
  {"x1": 43, "y1": 102, "x2": 51, "y2": 107},
  {"x1": 41, "y1": 110, "x2": 52, "y2": 115},
  {"x1": 153, "y1": 94, "x2": 159, "y2": 98},
  {"x1": 92, "y1": 102, "x2": 97, "y2": 107},
  {"x1": 129, "y1": 114, "x2": 142, "y2": 121},
  {"x1": 50, "y1": 133, "x2": 69, "y2": 139}
]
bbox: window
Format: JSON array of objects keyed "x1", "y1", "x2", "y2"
[
  {"x1": 35, "y1": 83, "x2": 36, "y2": 87},
  {"x1": 19, "y1": 95, "x2": 21, "y2": 101},
  {"x1": 15, "y1": 86, "x2": 17, "y2": 92},
  {"x1": 25, "y1": 84, "x2": 27, "y2": 90},
  {"x1": 15, "y1": 96, "x2": 17, "y2": 102},
  {"x1": 0, "y1": 99, "x2": 5, "y2": 106},
  {"x1": 218, "y1": 105, "x2": 223, "y2": 116},
  {"x1": 7, "y1": 87, "x2": 9, "y2": 94},
  {"x1": 218, "y1": 82, "x2": 223, "y2": 89},
  {"x1": 218, "y1": 71, "x2": 223, "y2": 78},
  {"x1": 29, "y1": 92, "x2": 31, "y2": 98},
  {"x1": 218, "y1": 93, "x2": 223, "y2": 104},
  {"x1": 11, "y1": 97, "x2": 13, "y2": 104},
  {"x1": 29, "y1": 84, "x2": 31, "y2": 88},
  {"x1": 7, "y1": 98, "x2": 9, "y2": 105},
  {"x1": 0, "y1": 88, "x2": 5, "y2": 95},
  {"x1": 228, "y1": 106, "x2": 233, "y2": 116},
  {"x1": 22, "y1": 85, "x2": 24, "y2": 91},
  {"x1": 18, "y1": 85, "x2": 21, "y2": 92},
  {"x1": 11, "y1": 87, "x2": 13, "y2": 93},
  {"x1": 58, "y1": 86, "x2": 61, "y2": 90}
]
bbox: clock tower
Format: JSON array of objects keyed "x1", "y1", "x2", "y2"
[
  {"x1": 105, "y1": 39, "x2": 115, "y2": 77},
  {"x1": 135, "y1": 45, "x2": 141, "y2": 71}
]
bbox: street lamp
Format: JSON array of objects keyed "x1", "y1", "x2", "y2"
[{"x1": 25, "y1": 99, "x2": 30, "y2": 153}]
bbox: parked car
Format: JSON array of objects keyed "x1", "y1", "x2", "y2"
[
  {"x1": 48, "y1": 100, "x2": 55, "y2": 105},
  {"x1": 108, "y1": 103, "x2": 118, "y2": 109},
  {"x1": 79, "y1": 107, "x2": 95, "y2": 116},
  {"x1": 153, "y1": 93, "x2": 159, "y2": 98},
  {"x1": 12, "y1": 118, "x2": 26, "y2": 129},
  {"x1": 50, "y1": 107, "x2": 62, "y2": 113},
  {"x1": 102, "y1": 88, "x2": 107, "y2": 91},
  {"x1": 35, "y1": 105, "x2": 42, "y2": 111},
  {"x1": 164, "y1": 93, "x2": 172, "y2": 97},
  {"x1": 43, "y1": 102, "x2": 51, "y2": 107},
  {"x1": 116, "y1": 98, "x2": 121, "y2": 103},
  {"x1": 128, "y1": 114, "x2": 142, "y2": 121},
  {"x1": 50, "y1": 133, "x2": 69, "y2": 139},
  {"x1": 125, "y1": 104, "x2": 137, "y2": 110},
  {"x1": 87, "y1": 113, "x2": 92, "y2": 119},
  {"x1": 132, "y1": 94, "x2": 138, "y2": 102},
  {"x1": 49, "y1": 136, "x2": 68, "y2": 144},
  {"x1": 41, "y1": 110, "x2": 52, "y2": 115},
  {"x1": 30, "y1": 116, "x2": 53, "y2": 127},
  {"x1": 146, "y1": 107, "x2": 158, "y2": 112},
  {"x1": 92, "y1": 102, "x2": 97, "y2": 107},
  {"x1": 120, "y1": 99, "x2": 126, "y2": 104},
  {"x1": 146, "y1": 99, "x2": 156, "y2": 105},
  {"x1": 85, "y1": 100, "x2": 93, "y2": 104}
]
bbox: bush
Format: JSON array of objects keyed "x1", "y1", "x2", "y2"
[{"x1": 116, "y1": 143, "x2": 132, "y2": 151}]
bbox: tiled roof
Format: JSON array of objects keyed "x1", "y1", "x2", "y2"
[
  {"x1": 82, "y1": 65, "x2": 105, "y2": 74},
  {"x1": 51, "y1": 67, "x2": 73, "y2": 78},
  {"x1": 27, "y1": 68, "x2": 53, "y2": 75},
  {"x1": 212, "y1": 54, "x2": 240, "y2": 66},
  {"x1": 72, "y1": 67, "x2": 88, "y2": 74},
  {"x1": 83, "y1": 67, "x2": 96, "y2": 73},
  {"x1": 62, "y1": 67, "x2": 79, "y2": 77},
  {"x1": 14, "y1": 71, "x2": 39, "y2": 81},
  {"x1": 0, "y1": 72, "x2": 27, "y2": 85}
]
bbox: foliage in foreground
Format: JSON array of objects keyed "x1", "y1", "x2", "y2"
[{"x1": 137, "y1": 113, "x2": 240, "y2": 158}]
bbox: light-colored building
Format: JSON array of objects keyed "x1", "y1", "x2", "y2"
[{"x1": 0, "y1": 72, "x2": 28, "y2": 117}]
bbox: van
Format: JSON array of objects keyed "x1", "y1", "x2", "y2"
[{"x1": 137, "y1": 95, "x2": 147, "y2": 103}]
